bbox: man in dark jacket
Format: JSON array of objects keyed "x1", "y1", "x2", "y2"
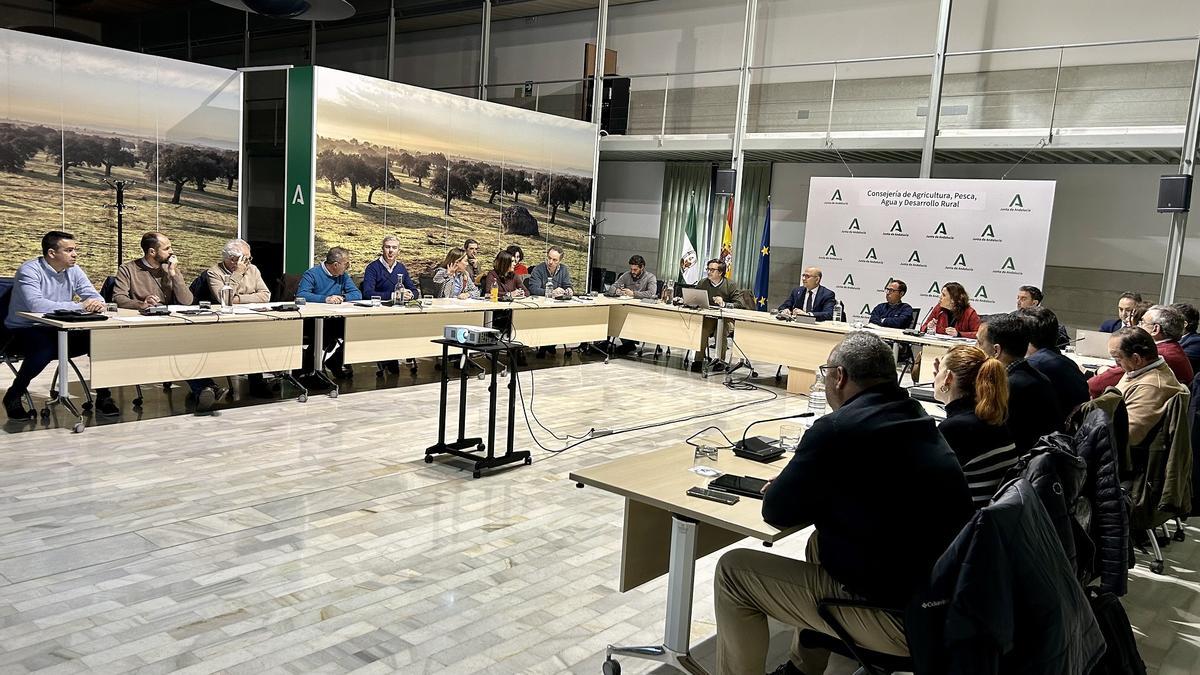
[
  {"x1": 978, "y1": 314, "x2": 1064, "y2": 453},
  {"x1": 778, "y1": 266, "x2": 837, "y2": 321},
  {"x1": 715, "y1": 332, "x2": 973, "y2": 675},
  {"x1": 1020, "y1": 305, "x2": 1089, "y2": 416},
  {"x1": 1171, "y1": 302, "x2": 1200, "y2": 374}
]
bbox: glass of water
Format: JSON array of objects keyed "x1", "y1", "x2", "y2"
[
  {"x1": 779, "y1": 424, "x2": 803, "y2": 452},
  {"x1": 370, "y1": 295, "x2": 382, "y2": 307}
]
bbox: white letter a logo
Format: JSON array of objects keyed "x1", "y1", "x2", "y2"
[{"x1": 292, "y1": 184, "x2": 305, "y2": 205}]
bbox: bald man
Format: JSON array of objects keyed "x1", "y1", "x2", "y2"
[{"x1": 778, "y1": 266, "x2": 838, "y2": 321}]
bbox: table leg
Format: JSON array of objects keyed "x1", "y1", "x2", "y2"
[
  {"x1": 310, "y1": 316, "x2": 339, "y2": 396},
  {"x1": 715, "y1": 316, "x2": 728, "y2": 362},
  {"x1": 485, "y1": 351, "x2": 498, "y2": 461},
  {"x1": 457, "y1": 347, "x2": 469, "y2": 443},
  {"x1": 49, "y1": 330, "x2": 84, "y2": 433},
  {"x1": 605, "y1": 515, "x2": 708, "y2": 675}
]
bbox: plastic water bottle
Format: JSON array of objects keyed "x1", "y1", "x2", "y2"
[
  {"x1": 807, "y1": 370, "x2": 827, "y2": 416},
  {"x1": 546, "y1": 278, "x2": 556, "y2": 299},
  {"x1": 219, "y1": 278, "x2": 233, "y2": 313},
  {"x1": 392, "y1": 274, "x2": 403, "y2": 303},
  {"x1": 832, "y1": 303, "x2": 843, "y2": 323}
]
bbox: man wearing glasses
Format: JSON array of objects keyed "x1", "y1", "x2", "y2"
[
  {"x1": 694, "y1": 259, "x2": 745, "y2": 371},
  {"x1": 296, "y1": 247, "x2": 361, "y2": 381},
  {"x1": 1086, "y1": 304, "x2": 1193, "y2": 398},
  {"x1": 714, "y1": 332, "x2": 972, "y2": 675},
  {"x1": 868, "y1": 279, "x2": 914, "y2": 329},
  {"x1": 204, "y1": 239, "x2": 274, "y2": 398},
  {"x1": 778, "y1": 266, "x2": 837, "y2": 321}
]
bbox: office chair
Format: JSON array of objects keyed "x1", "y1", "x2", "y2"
[
  {"x1": 0, "y1": 279, "x2": 38, "y2": 419},
  {"x1": 797, "y1": 597, "x2": 913, "y2": 675},
  {"x1": 896, "y1": 308, "x2": 921, "y2": 384}
]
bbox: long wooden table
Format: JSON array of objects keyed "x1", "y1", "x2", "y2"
[{"x1": 569, "y1": 442, "x2": 803, "y2": 674}]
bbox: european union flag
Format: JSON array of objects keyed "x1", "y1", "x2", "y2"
[{"x1": 752, "y1": 201, "x2": 771, "y2": 311}]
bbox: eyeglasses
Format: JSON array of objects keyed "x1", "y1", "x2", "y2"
[
  {"x1": 818, "y1": 363, "x2": 840, "y2": 378},
  {"x1": 707, "y1": 266, "x2": 722, "y2": 272},
  {"x1": 800, "y1": 274, "x2": 815, "y2": 279},
  {"x1": 884, "y1": 287, "x2": 901, "y2": 293}
]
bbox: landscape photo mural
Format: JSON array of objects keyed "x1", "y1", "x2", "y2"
[
  {"x1": 311, "y1": 66, "x2": 595, "y2": 280},
  {"x1": 0, "y1": 28, "x2": 242, "y2": 280}
]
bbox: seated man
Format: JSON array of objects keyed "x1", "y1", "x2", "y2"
[
  {"x1": 976, "y1": 314, "x2": 1064, "y2": 453},
  {"x1": 1100, "y1": 291, "x2": 1142, "y2": 332},
  {"x1": 4, "y1": 231, "x2": 118, "y2": 419},
  {"x1": 114, "y1": 231, "x2": 221, "y2": 414},
  {"x1": 715, "y1": 332, "x2": 973, "y2": 675},
  {"x1": 362, "y1": 235, "x2": 418, "y2": 302},
  {"x1": 778, "y1": 266, "x2": 837, "y2": 321},
  {"x1": 1088, "y1": 304, "x2": 1193, "y2": 397},
  {"x1": 527, "y1": 246, "x2": 576, "y2": 357},
  {"x1": 694, "y1": 259, "x2": 745, "y2": 371},
  {"x1": 1020, "y1": 306, "x2": 1089, "y2": 416},
  {"x1": 868, "y1": 278, "x2": 914, "y2": 328},
  {"x1": 1014, "y1": 285, "x2": 1069, "y2": 348},
  {"x1": 205, "y1": 239, "x2": 274, "y2": 398},
  {"x1": 1171, "y1": 302, "x2": 1200, "y2": 375},
  {"x1": 1108, "y1": 327, "x2": 1189, "y2": 447},
  {"x1": 297, "y1": 247, "x2": 361, "y2": 380},
  {"x1": 609, "y1": 255, "x2": 658, "y2": 355},
  {"x1": 463, "y1": 238, "x2": 481, "y2": 282}
]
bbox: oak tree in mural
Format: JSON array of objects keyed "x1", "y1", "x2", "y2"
[
  {"x1": 411, "y1": 159, "x2": 430, "y2": 187},
  {"x1": 429, "y1": 163, "x2": 475, "y2": 215},
  {"x1": 151, "y1": 146, "x2": 217, "y2": 205},
  {"x1": 98, "y1": 137, "x2": 136, "y2": 177}
]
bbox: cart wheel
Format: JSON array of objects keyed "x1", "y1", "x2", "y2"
[
  {"x1": 602, "y1": 658, "x2": 621, "y2": 675},
  {"x1": 1150, "y1": 560, "x2": 1165, "y2": 574},
  {"x1": 477, "y1": 372, "x2": 486, "y2": 381},
  {"x1": 72, "y1": 422, "x2": 85, "y2": 434},
  {"x1": 472, "y1": 471, "x2": 482, "y2": 479},
  {"x1": 298, "y1": 393, "x2": 308, "y2": 403},
  {"x1": 1174, "y1": 527, "x2": 1187, "y2": 542}
]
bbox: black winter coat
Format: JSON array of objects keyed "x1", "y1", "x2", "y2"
[
  {"x1": 906, "y1": 478, "x2": 1106, "y2": 675},
  {"x1": 1005, "y1": 433, "x2": 1092, "y2": 585},
  {"x1": 1073, "y1": 406, "x2": 1131, "y2": 596}
]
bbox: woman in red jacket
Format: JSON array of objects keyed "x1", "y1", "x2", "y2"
[{"x1": 919, "y1": 281, "x2": 981, "y2": 339}]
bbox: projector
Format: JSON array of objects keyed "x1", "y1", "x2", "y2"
[{"x1": 444, "y1": 325, "x2": 500, "y2": 345}]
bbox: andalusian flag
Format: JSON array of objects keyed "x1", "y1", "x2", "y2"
[
  {"x1": 679, "y1": 196, "x2": 701, "y2": 284},
  {"x1": 752, "y1": 201, "x2": 771, "y2": 311},
  {"x1": 720, "y1": 198, "x2": 734, "y2": 279}
]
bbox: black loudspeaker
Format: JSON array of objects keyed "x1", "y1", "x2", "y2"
[
  {"x1": 715, "y1": 169, "x2": 737, "y2": 195},
  {"x1": 583, "y1": 77, "x2": 630, "y2": 135},
  {"x1": 1158, "y1": 174, "x2": 1192, "y2": 213}
]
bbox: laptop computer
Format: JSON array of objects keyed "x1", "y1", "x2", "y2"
[
  {"x1": 1075, "y1": 329, "x2": 1112, "y2": 359},
  {"x1": 680, "y1": 287, "x2": 712, "y2": 308}
]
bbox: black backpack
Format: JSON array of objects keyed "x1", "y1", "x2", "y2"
[{"x1": 1086, "y1": 588, "x2": 1146, "y2": 675}]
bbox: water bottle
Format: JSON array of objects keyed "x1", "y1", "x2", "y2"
[
  {"x1": 832, "y1": 302, "x2": 843, "y2": 323},
  {"x1": 219, "y1": 278, "x2": 233, "y2": 313},
  {"x1": 807, "y1": 370, "x2": 827, "y2": 416},
  {"x1": 663, "y1": 280, "x2": 675, "y2": 303},
  {"x1": 392, "y1": 274, "x2": 403, "y2": 303},
  {"x1": 546, "y1": 278, "x2": 556, "y2": 299}
]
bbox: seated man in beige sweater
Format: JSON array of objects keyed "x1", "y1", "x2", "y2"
[
  {"x1": 113, "y1": 232, "x2": 221, "y2": 414},
  {"x1": 1108, "y1": 327, "x2": 1189, "y2": 446},
  {"x1": 204, "y1": 238, "x2": 274, "y2": 399}
]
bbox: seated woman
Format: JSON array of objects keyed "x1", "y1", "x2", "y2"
[
  {"x1": 933, "y1": 344, "x2": 1019, "y2": 508},
  {"x1": 432, "y1": 247, "x2": 481, "y2": 299},
  {"x1": 482, "y1": 250, "x2": 526, "y2": 299},
  {"x1": 912, "y1": 281, "x2": 981, "y2": 380},
  {"x1": 507, "y1": 245, "x2": 528, "y2": 275}
]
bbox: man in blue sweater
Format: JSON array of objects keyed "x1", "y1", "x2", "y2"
[
  {"x1": 362, "y1": 236, "x2": 418, "y2": 302},
  {"x1": 868, "y1": 279, "x2": 915, "y2": 328},
  {"x1": 296, "y1": 247, "x2": 361, "y2": 379}
]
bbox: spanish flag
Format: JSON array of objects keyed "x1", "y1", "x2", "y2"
[{"x1": 720, "y1": 198, "x2": 734, "y2": 279}]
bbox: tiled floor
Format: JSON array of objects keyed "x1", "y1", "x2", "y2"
[{"x1": 0, "y1": 355, "x2": 1196, "y2": 674}]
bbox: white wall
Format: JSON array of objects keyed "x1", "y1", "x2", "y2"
[{"x1": 595, "y1": 161, "x2": 665, "y2": 237}]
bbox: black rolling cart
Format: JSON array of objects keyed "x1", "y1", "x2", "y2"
[{"x1": 426, "y1": 338, "x2": 530, "y2": 478}]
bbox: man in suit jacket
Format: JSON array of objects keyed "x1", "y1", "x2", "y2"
[
  {"x1": 977, "y1": 314, "x2": 1064, "y2": 453},
  {"x1": 1100, "y1": 291, "x2": 1142, "y2": 332},
  {"x1": 1020, "y1": 306, "x2": 1089, "y2": 417},
  {"x1": 778, "y1": 266, "x2": 837, "y2": 321}
]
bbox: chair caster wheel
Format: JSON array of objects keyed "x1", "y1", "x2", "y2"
[
  {"x1": 472, "y1": 471, "x2": 481, "y2": 479},
  {"x1": 82, "y1": 402, "x2": 93, "y2": 413},
  {"x1": 132, "y1": 398, "x2": 143, "y2": 407},
  {"x1": 477, "y1": 372, "x2": 486, "y2": 381},
  {"x1": 40, "y1": 408, "x2": 50, "y2": 420},
  {"x1": 602, "y1": 657, "x2": 621, "y2": 675},
  {"x1": 476, "y1": 443, "x2": 485, "y2": 452},
  {"x1": 72, "y1": 422, "x2": 84, "y2": 434},
  {"x1": 49, "y1": 389, "x2": 57, "y2": 399},
  {"x1": 1174, "y1": 528, "x2": 1187, "y2": 542},
  {"x1": 524, "y1": 456, "x2": 532, "y2": 465},
  {"x1": 410, "y1": 368, "x2": 418, "y2": 375},
  {"x1": 424, "y1": 455, "x2": 434, "y2": 463},
  {"x1": 298, "y1": 394, "x2": 308, "y2": 403},
  {"x1": 1150, "y1": 560, "x2": 1165, "y2": 574},
  {"x1": 751, "y1": 371, "x2": 759, "y2": 377},
  {"x1": 328, "y1": 390, "x2": 338, "y2": 399}
]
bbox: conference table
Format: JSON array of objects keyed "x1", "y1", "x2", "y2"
[
  {"x1": 569, "y1": 440, "x2": 804, "y2": 674},
  {"x1": 20, "y1": 296, "x2": 963, "y2": 432}
]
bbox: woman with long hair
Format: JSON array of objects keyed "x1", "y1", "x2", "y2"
[
  {"x1": 482, "y1": 250, "x2": 526, "y2": 298},
  {"x1": 432, "y1": 247, "x2": 480, "y2": 299},
  {"x1": 933, "y1": 345, "x2": 1018, "y2": 508},
  {"x1": 919, "y1": 281, "x2": 981, "y2": 339}
]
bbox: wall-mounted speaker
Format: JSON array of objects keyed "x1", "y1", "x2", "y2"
[
  {"x1": 715, "y1": 169, "x2": 737, "y2": 196},
  {"x1": 1158, "y1": 174, "x2": 1192, "y2": 213}
]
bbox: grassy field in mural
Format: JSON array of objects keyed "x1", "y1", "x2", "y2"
[
  {"x1": 0, "y1": 152, "x2": 237, "y2": 280},
  {"x1": 313, "y1": 160, "x2": 591, "y2": 277}
]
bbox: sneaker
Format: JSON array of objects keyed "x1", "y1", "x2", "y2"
[
  {"x1": 768, "y1": 661, "x2": 805, "y2": 675},
  {"x1": 4, "y1": 396, "x2": 32, "y2": 420},
  {"x1": 194, "y1": 387, "x2": 216, "y2": 416},
  {"x1": 95, "y1": 396, "x2": 120, "y2": 417}
]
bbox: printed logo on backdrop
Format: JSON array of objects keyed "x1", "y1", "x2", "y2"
[
  {"x1": 836, "y1": 274, "x2": 860, "y2": 291},
  {"x1": 860, "y1": 303, "x2": 872, "y2": 316},
  {"x1": 973, "y1": 224, "x2": 1002, "y2": 243},
  {"x1": 922, "y1": 281, "x2": 941, "y2": 299},
  {"x1": 883, "y1": 219, "x2": 908, "y2": 238},
  {"x1": 819, "y1": 244, "x2": 842, "y2": 261},
  {"x1": 901, "y1": 250, "x2": 926, "y2": 268},
  {"x1": 926, "y1": 221, "x2": 954, "y2": 240},
  {"x1": 824, "y1": 189, "x2": 847, "y2": 205},
  {"x1": 1001, "y1": 193, "x2": 1031, "y2": 213},
  {"x1": 973, "y1": 285, "x2": 994, "y2": 305},
  {"x1": 858, "y1": 247, "x2": 884, "y2": 266},
  {"x1": 842, "y1": 218, "x2": 866, "y2": 235},
  {"x1": 993, "y1": 256, "x2": 1021, "y2": 276},
  {"x1": 945, "y1": 253, "x2": 974, "y2": 272}
]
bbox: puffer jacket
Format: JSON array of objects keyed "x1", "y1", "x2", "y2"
[
  {"x1": 1071, "y1": 405, "x2": 1131, "y2": 596},
  {"x1": 1129, "y1": 388, "x2": 1192, "y2": 530},
  {"x1": 906, "y1": 478, "x2": 1106, "y2": 675},
  {"x1": 1003, "y1": 433, "x2": 1091, "y2": 584},
  {"x1": 1188, "y1": 372, "x2": 1200, "y2": 517}
]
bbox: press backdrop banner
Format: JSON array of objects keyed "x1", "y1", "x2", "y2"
[{"x1": 802, "y1": 177, "x2": 1055, "y2": 322}]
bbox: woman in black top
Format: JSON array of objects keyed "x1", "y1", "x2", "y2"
[{"x1": 933, "y1": 345, "x2": 1019, "y2": 508}]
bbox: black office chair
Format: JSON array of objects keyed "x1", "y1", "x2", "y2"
[
  {"x1": 189, "y1": 271, "x2": 214, "y2": 305},
  {"x1": 896, "y1": 308, "x2": 921, "y2": 384},
  {"x1": 0, "y1": 278, "x2": 37, "y2": 419},
  {"x1": 797, "y1": 598, "x2": 913, "y2": 675}
]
